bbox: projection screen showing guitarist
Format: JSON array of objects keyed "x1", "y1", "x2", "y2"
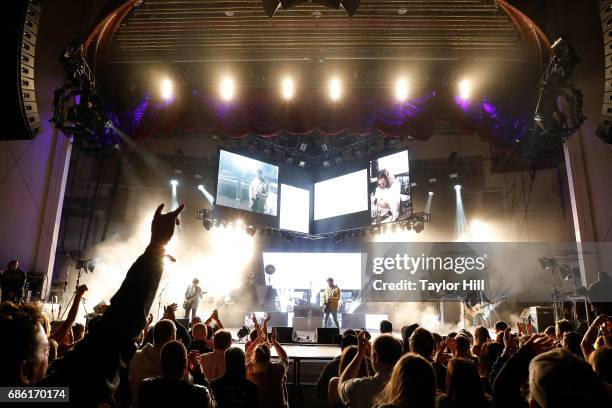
[
  {"x1": 321, "y1": 277, "x2": 341, "y2": 328},
  {"x1": 249, "y1": 168, "x2": 270, "y2": 213},
  {"x1": 184, "y1": 278, "x2": 203, "y2": 320}
]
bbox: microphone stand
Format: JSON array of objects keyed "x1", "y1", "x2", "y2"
[{"x1": 306, "y1": 281, "x2": 313, "y2": 340}]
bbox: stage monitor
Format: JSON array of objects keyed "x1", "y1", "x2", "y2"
[
  {"x1": 279, "y1": 184, "x2": 310, "y2": 234},
  {"x1": 216, "y1": 150, "x2": 279, "y2": 216},
  {"x1": 369, "y1": 150, "x2": 412, "y2": 224},
  {"x1": 314, "y1": 169, "x2": 368, "y2": 220}
]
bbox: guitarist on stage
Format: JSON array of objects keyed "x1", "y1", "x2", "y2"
[
  {"x1": 184, "y1": 278, "x2": 203, "y2": 320},
  {"x1": 321, "y1": 278, "x2": 341, "y2": 328},
  {"x1": 249, "y1": 168, "x2": 270, "y2": 213}
]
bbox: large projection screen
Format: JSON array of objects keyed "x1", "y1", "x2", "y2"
[
  {"x1": 279, "y1": 184, "x2": 310, "y2": 234},
  {"x1": 314, "y1": 169, "x2": 368, "y2": 220},
  {"x1": 216, "y1": 150, "x2": 279, "y2": 216},
  {"x1": 262, "y1": 252, "x2": 362, "y2": 291}
]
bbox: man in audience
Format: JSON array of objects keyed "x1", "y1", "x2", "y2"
[
  {"x1": 529, "y1": 348, "x2": 612, "y2": 406},
  {"x1": 138, "y1": 340, "x2": 215, "y2": 407},
  {"x1": 339, "y1": 332, "x2": 402, "y2": 408},
  {"x1": 410, "y1": 327, "x2": 447, "y2": 391},
  {"x1": 0, "y1": 260, "x2": 26, "y2": 302},
  {"x1": 315, "y1": 334, "x2": 359, "y2": 399},
  {"x1": 380, "y1": 319, "x2": 393, "y2": 334},
  {"x1": 201, "y1": 329, "x2": 232, "y2": 380},
  {"x1": 0, "y1": 203, "x2": 184, "y2": 407},
  {"x1": 494, "y1": 320, "x2": 509, "y2": 335},
  {"x1": 453, "y1": 334, "x2": 478, "y2": 364},
  {"x1": 189, "y1": 322, "x2": 213, "y2": 354},
  {"x1": 72, "y1": 323, "x2": 85, "y2": 342},
  {"x1": 555, "y1": 319, "x2": 573, "y2": 343},
  {"x1": 130, "y1": 319, "x2": 177, "y2": 407},
  {"x1": 211, "y1": 347, "x2": 259, "y2": 408}
]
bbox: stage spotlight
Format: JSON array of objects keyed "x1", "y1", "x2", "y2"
[
  {"x1": 170, "y1": 179, "x2": 178, "y2": 187},
  {"x1": 281, "y1": 77, "x2": 295, "y2": 100},
  {"x1": 298, "y1": 160, "x2": 307, "y2": 168},
  {"x1": 458, "y1": 79, "x2": 472, "y2": 100},
  {"x1": 299, "y1": 142, "x2": 308, "y2": 152},
  {"x1": 329, "y1": 78, "x2": 342, "y2": 101},
  {"x1": 428, "y1": 177, "x2": 437, "y2": 184},
  {"x1": 428, "y1": 191, "x2": 434, "y2": 196},
  {"x1": 220, "y1": 77, "x2": 235, "y2": 101},
  {"x1": 394, "y1": 78, "x2": 409, "y2": 102},
  {"x1": 160, "y1": 78, "x2": 174, "y2": 101},
  {"x1": 449, "y1": 173, "x2": 459, "y2": 179},
  {"x1": 454, "y1": 184, "x2": 461, "y2": 190}
]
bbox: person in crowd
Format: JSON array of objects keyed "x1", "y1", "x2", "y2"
[
  {"x1": 432, "y1": 332, "x2": 443, "y2": 350},
  {"x1": 49, "y1": 284, "x2": 88, "y2": 357},
  {"x1": 189, "y1": 322, "x2": 213, "y2": 354},
  {"x1": 493, "y1": 332, "x2": 556, "y2": 408},
  {"x1": 543, "y1": 326, "x2": 556, "y2": 339},
  {"x1": 581, "y1": 314, "x2": 610, "y2": 360},
  {"x1": 380, "y1": 320, "x2": 393, "y2": 334},
  {"x1": 339, "y1": 332, "x2": 403, "y2": 408},
  {"x1": 589, "y1": 346, "x2": 612, "y2": 384},
  {"x1": 494, "y1": 321, "x2": 509, "y2": 335},
  {"x1": 130, "y1": 319, "x2": 176, "y2": 407},
  {"x1": 328, "y1": 344, "x2": 372, "y2": 408},
  {"x1": 561, "y1": 331, "x2": 583, "y2": 358},
  {"x1": 445, "y1": 332, "x2": 458, "y2": 354},
  {"x1": 0, "y1": 260, "x2": 26, "y2": 302},
  {"x1": 400, "y1": 323, "x2": 419, "y2": 354},
  {"x1": 472, "y1": 326, "x2": 491, "y2": 357},
  {"x1": 409, "y1": 327, "x2": 446, "y2": 392},
  {"x1": 555, "y1": 319, "x2": 573, "y2": 344},
  {"x1": 246, "y1": 330, "x2": 289, "y2": 408},
  {"x1": 315, "y1": 334, "x2": 359, "y2": 399},
  {"x1": 478, "y1": 340, "x2": 503, "y2": 394},
  {"x1": 201, "y1": 329, "x2": 232, "y2": 380},
  {"x1": 439, "y1": 358, "x2": 491, "y2": 408},
  {"x1": 138, "y1": 340, "x2": 215, "y2": 407},
  {"x1": 72, "y1": 322, "x2": 85, "y2": 342},
  {"x1": 373, "y1": 353, "x2": 436, "y2": 408},
  {"x1": 0, "y1": 203, "x2": 184, "y2": 407},
  {"x1": 452, "y1": 334, "x2": 478, "y2": 364},
  {"x1": 529, "y1": 348, "x2": 612, "y2": 407},
  {"x1": 211, "y1": 347, "x2": 259, "y2": 408}
]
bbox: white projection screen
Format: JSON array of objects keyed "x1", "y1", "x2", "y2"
[
  {"x1": 262, "y1": 252, "x2": 362, "y2": 291},
  {"x1": 314, "y1": 169, "x2": 368, "y2": 220},
  {"x1": 279, "y1": 184, "x2": 310, "y2": 234}
]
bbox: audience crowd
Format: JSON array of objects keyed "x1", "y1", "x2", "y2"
[{"x1": 1, "y1": 204, "x2": 611, "y2": 407}]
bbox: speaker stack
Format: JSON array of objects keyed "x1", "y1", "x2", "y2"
[{"x1": 8, "y1": 0, "x2": 41, "y2": 141}]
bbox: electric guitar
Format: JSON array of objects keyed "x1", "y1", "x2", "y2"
[
  {"x1": 183, "y1": 291, "x2": 206, "y2": 310},
  {"x1": 466, "y1": 296, "x2": 507, "y2": 316}
]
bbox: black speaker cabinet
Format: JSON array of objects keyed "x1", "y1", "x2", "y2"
[
  {"x1": 7, "y1": 0, "x2": 41, "y2": 140},
  {"x1": 316, "y1": 327, "x2": 340, "y2": 344},
  {"x1": 272, "y1": 326, "x2": 296, "y2": 343},
  {"x1": 528, "y1": 306, "x2": 555, "y2": 333}
]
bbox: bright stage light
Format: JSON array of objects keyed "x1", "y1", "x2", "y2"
[
  {"x1": 428, "y1": 191, "x2": 434, "y2": 196},
  {"x1": 329, "y1": 78, "x2": 342, "y2": 101},
  {"x1": 160, "y1": 78, "x2": 174, "y2": 101},
  {"x1": 281, "y1": 77, "x2": 295, "y2": 100},
  {"x1": 458, "y1": 79, "x2": 472, "y2": 100},
  {"x1": 170, "y1": 179, "x2": 178, "y2": 187},
  {"x1": 394, "y1": 78, "x2": 409, "y2": 102},
  {"x1": 197, "y1": 184, "x2": 215, "y2": 205},
  {"x1": 454, "y1": 184, "x2": 461, "y2": 190},
  {"x1": 220, "y1": 77, "x2": 235, "y2": 101}
]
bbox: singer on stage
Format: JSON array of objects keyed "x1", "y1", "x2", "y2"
[{"x1": 321, "y1": 277, "x2": 341, "y2": 328}]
